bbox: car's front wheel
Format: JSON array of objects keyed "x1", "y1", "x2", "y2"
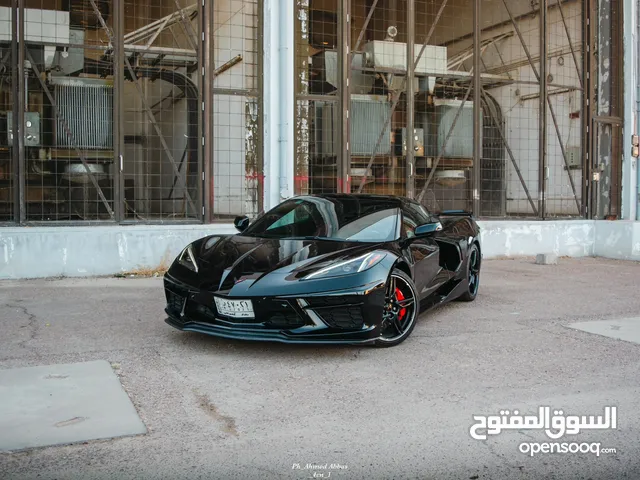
[{"x1": 374, "y1": 269, "x2": 419, "y2": 348}]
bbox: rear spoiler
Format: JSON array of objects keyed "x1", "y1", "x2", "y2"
[{"x1": 438, "y1": 210, "x2": 474, "y2": 217}]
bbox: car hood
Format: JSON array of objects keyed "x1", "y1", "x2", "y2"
[{"x1": 181, "y1": 234, "x2": 385, "y2": 292}]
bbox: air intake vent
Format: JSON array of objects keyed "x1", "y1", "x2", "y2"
[{"x1": 54, "y1": 80, "x2": 113, "y2": 149}]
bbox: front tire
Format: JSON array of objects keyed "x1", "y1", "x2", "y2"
[
  {"x1": 374, "y1": 269, "x2": 419, "y2": 348},
  {"x1": 458, "y1": 244, "x2": 481, "y2": 302}
]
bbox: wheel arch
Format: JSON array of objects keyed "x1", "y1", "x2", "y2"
[{"x1": 393, "y1": 259, "x2": 412, "y2": 279}]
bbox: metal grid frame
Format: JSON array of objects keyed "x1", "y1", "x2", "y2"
[
  {"x1": 0, "y1": 0, "x2": 263, "y2": 225},
  {"x1": 293, "y1": 0, "x2": 622, "y2": 220}
]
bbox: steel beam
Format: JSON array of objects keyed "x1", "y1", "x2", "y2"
[
  {"x1": 338, "y1": 0, "x2": 351, "y2": 193},
  {"x1": 354, "y1": 0, "x2": 379, "y2": 52},
  {"x1": 556, "y1": 0, "x2": 583, "y2": 89},
  {"x1": 12, "y1": 0, "x2": 23, "y2": 222},
  {"x1": 539, "y1": 0, "x2": 548, "y2": 218},
  {"x1": 406, "y1": 0, "x2": 416, "y2": 199},
  {"x1": 472, "y1": 0, "x2": 481, "y2": 215},
  {"x1": 203, "y1": 0, "x2": 213, "y2": 222},
  {"x1": 113, "y1": 0, "x2": 124, "y2": 222},
  {"x1": 195, "y1": 0, "x2": 204, "y2": 221},
  {"x1": 173, "y1": 0, "x2": 198, "y2": 52}
]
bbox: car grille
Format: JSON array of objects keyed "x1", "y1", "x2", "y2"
[
  {"x1": 165, "y1": 289, "x2": 186, "y2": 316},
  {"x1": 316, "y1": 306, "x2": 364, "y2": 329},
  {"x1": 305, "y1": 295, "x2": 362, "y2": 307},
  {"x1": 265, "y1": 311, "x2": 306, "y2": 329}
]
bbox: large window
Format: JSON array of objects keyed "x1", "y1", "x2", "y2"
[
  {"x1": 293, "y1": 0, "x2": 601, "y2": 219},
  {"x1": 0, "y1": 0, "x2": 262, "y2": 224}
]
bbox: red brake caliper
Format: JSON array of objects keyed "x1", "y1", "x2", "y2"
[{"x1": 395, "y1": 288, "x2": 407, "y2": 321}]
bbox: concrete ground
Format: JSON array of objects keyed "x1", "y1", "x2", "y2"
[{"x1": 0, "y1": 257, "x2": 639, "y2": 479}]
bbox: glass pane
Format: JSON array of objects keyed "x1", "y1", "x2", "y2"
[
  {"x1": 295, "y1": 0, "x2": 339, "y2": 195},
  {"x1": 0, "y1": 0, "x2": 15, "y2": 221},
  {"x1": 122, "y1": 0, "x2": 200, "y2": 221},
  {"x1": 212, "y1": 0, "x2": 261, "y2": 219},
  {"x1": 21, "y1": 0, "x2": 116, "y2": 221}
]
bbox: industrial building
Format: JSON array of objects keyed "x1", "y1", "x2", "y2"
[{"x1": 0, "y1": 0, "x2": 638, "y2": 278}]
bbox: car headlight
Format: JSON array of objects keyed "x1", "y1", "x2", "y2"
[
  {"x1": 177, "y1": 244, "x2": 199, "y2": 273},
  {"x1": 303, "y1": 252, "x2": 386, "y2": 280}
]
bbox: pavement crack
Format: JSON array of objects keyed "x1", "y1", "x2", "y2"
[
  {"x1": 193, "y1": 390, "x2": 239, "y2": 437},
  {"x1": 7, "y1": 303, "x2": 40, "y2": 346}
]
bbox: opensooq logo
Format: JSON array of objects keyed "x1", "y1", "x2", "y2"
[{"x1": 469, "y1": 406, "x2": 617, "y2": 441}]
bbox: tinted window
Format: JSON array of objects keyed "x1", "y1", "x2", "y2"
[
  {"x1": 402, "y1": 202, "x2": 432, "y2": 238},
  {"x1": 242, "y1": 197, "x2": 400, "y2": 242}
]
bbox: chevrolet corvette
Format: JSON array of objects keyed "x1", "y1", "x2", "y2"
[{"x1": 164, "y1": 194, "x2": 481, "y2": 347}]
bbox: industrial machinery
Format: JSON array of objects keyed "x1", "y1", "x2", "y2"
[
  {"x1": 0, "y1": 2, "x2": 200, "y2": 220},
  {"x1": 304, "y1": 21, "x2": 507, "y2": 213}
]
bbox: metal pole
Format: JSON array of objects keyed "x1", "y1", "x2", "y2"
[
  {"x1": 338, "y1": 0, "x2": 351, "y2": 193},
  {"x1": 113, "y1": 0, "x2": 123, "y2": 222},
  {"x1": 199, "y1": 0, "x2": 210, "y2": 222},
  {"x1": 16, "y1": 0, "x2": 25, "y2": 223},
  {"x1": 406, "y1": 0, "x2": 416, "y2": 199},
  {"x1": 583, "y1": 0, "x2": 594, "y2": 218},
  {"x1": 354, "y1": 0, "x2": 379, "y2": 52},
  {"x1": 472, "y1": 0, "x2": 482, "y2": 215},
  {"x1": 539, "y1": 0, "x2": 548, "y2": 218},
  {"x1": 11, "y1": 0, "x2": 22, "y2": 223}
]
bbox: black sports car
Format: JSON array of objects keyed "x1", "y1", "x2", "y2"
[{"x1": 164, "y1": 194, "x2": 481, "y2": 347}]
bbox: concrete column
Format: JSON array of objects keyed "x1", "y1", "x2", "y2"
[{"x1": 262, "y1": 0, "x2": 295, "y2": 212}]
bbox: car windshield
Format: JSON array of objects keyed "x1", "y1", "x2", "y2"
[{"x1": 241, "y1": 197, "x2": 400, "y2": 243}]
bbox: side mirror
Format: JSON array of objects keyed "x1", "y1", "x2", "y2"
[
  {"x1": 414, "y1": 221, "x2": 443, "y2": 236},
  {"x1": 234, "y1": 215, "x2": 250, "y2": 232}
]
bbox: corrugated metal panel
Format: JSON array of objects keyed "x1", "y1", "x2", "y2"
[
  {"x1": 350, "y1": 95, "x2": 392, "y2": 156},
  {"x1": 54, "y1": 82, "x2": 113, "y2": 149},
  {"x1": 423, "y1": 99, "x2": 475, "y2": 159},
  {"x1": 314, "y1": 95, "x2": 392, "y2": 157}
]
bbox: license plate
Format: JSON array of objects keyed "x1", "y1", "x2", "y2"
[{"x1": 214, "y1": 297, "x2": 255, "y2": 319}]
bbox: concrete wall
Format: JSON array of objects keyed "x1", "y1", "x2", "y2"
[
  {"x1": 0, "y1": 220, "x2": 638, "y2": 280},
  {"x1": 593, "y1": 221, "x2": 640, "y2": 260},
  {"x1": 0, "y1": 224, "x2": 236, "y2": 279},
  {"x1": 478, "y1": 220, "x2": 595, "y2": 258}
]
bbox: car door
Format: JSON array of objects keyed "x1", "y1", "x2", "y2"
[{"x1": 401, "y1": 203, "x2": 448, "y2": 299}]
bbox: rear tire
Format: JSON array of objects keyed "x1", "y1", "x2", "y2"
[
  {"x1": 458, "y1": 244, "x2": 481, "y2": 302},
  {"x1": 373, "y1": 269, "x2": 419, "y2": 348}
]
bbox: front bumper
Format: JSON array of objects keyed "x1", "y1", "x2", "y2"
[{"x1": 163, "y1": 274, "x2": 386, "y2": 345}]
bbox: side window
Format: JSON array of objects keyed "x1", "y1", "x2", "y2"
[
  {"x1": 402, "y1": 202, "x2": 432, "y2": 238},
  {"x1": 267, "y1": 206, "x2": 310, "y2": 230}
]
